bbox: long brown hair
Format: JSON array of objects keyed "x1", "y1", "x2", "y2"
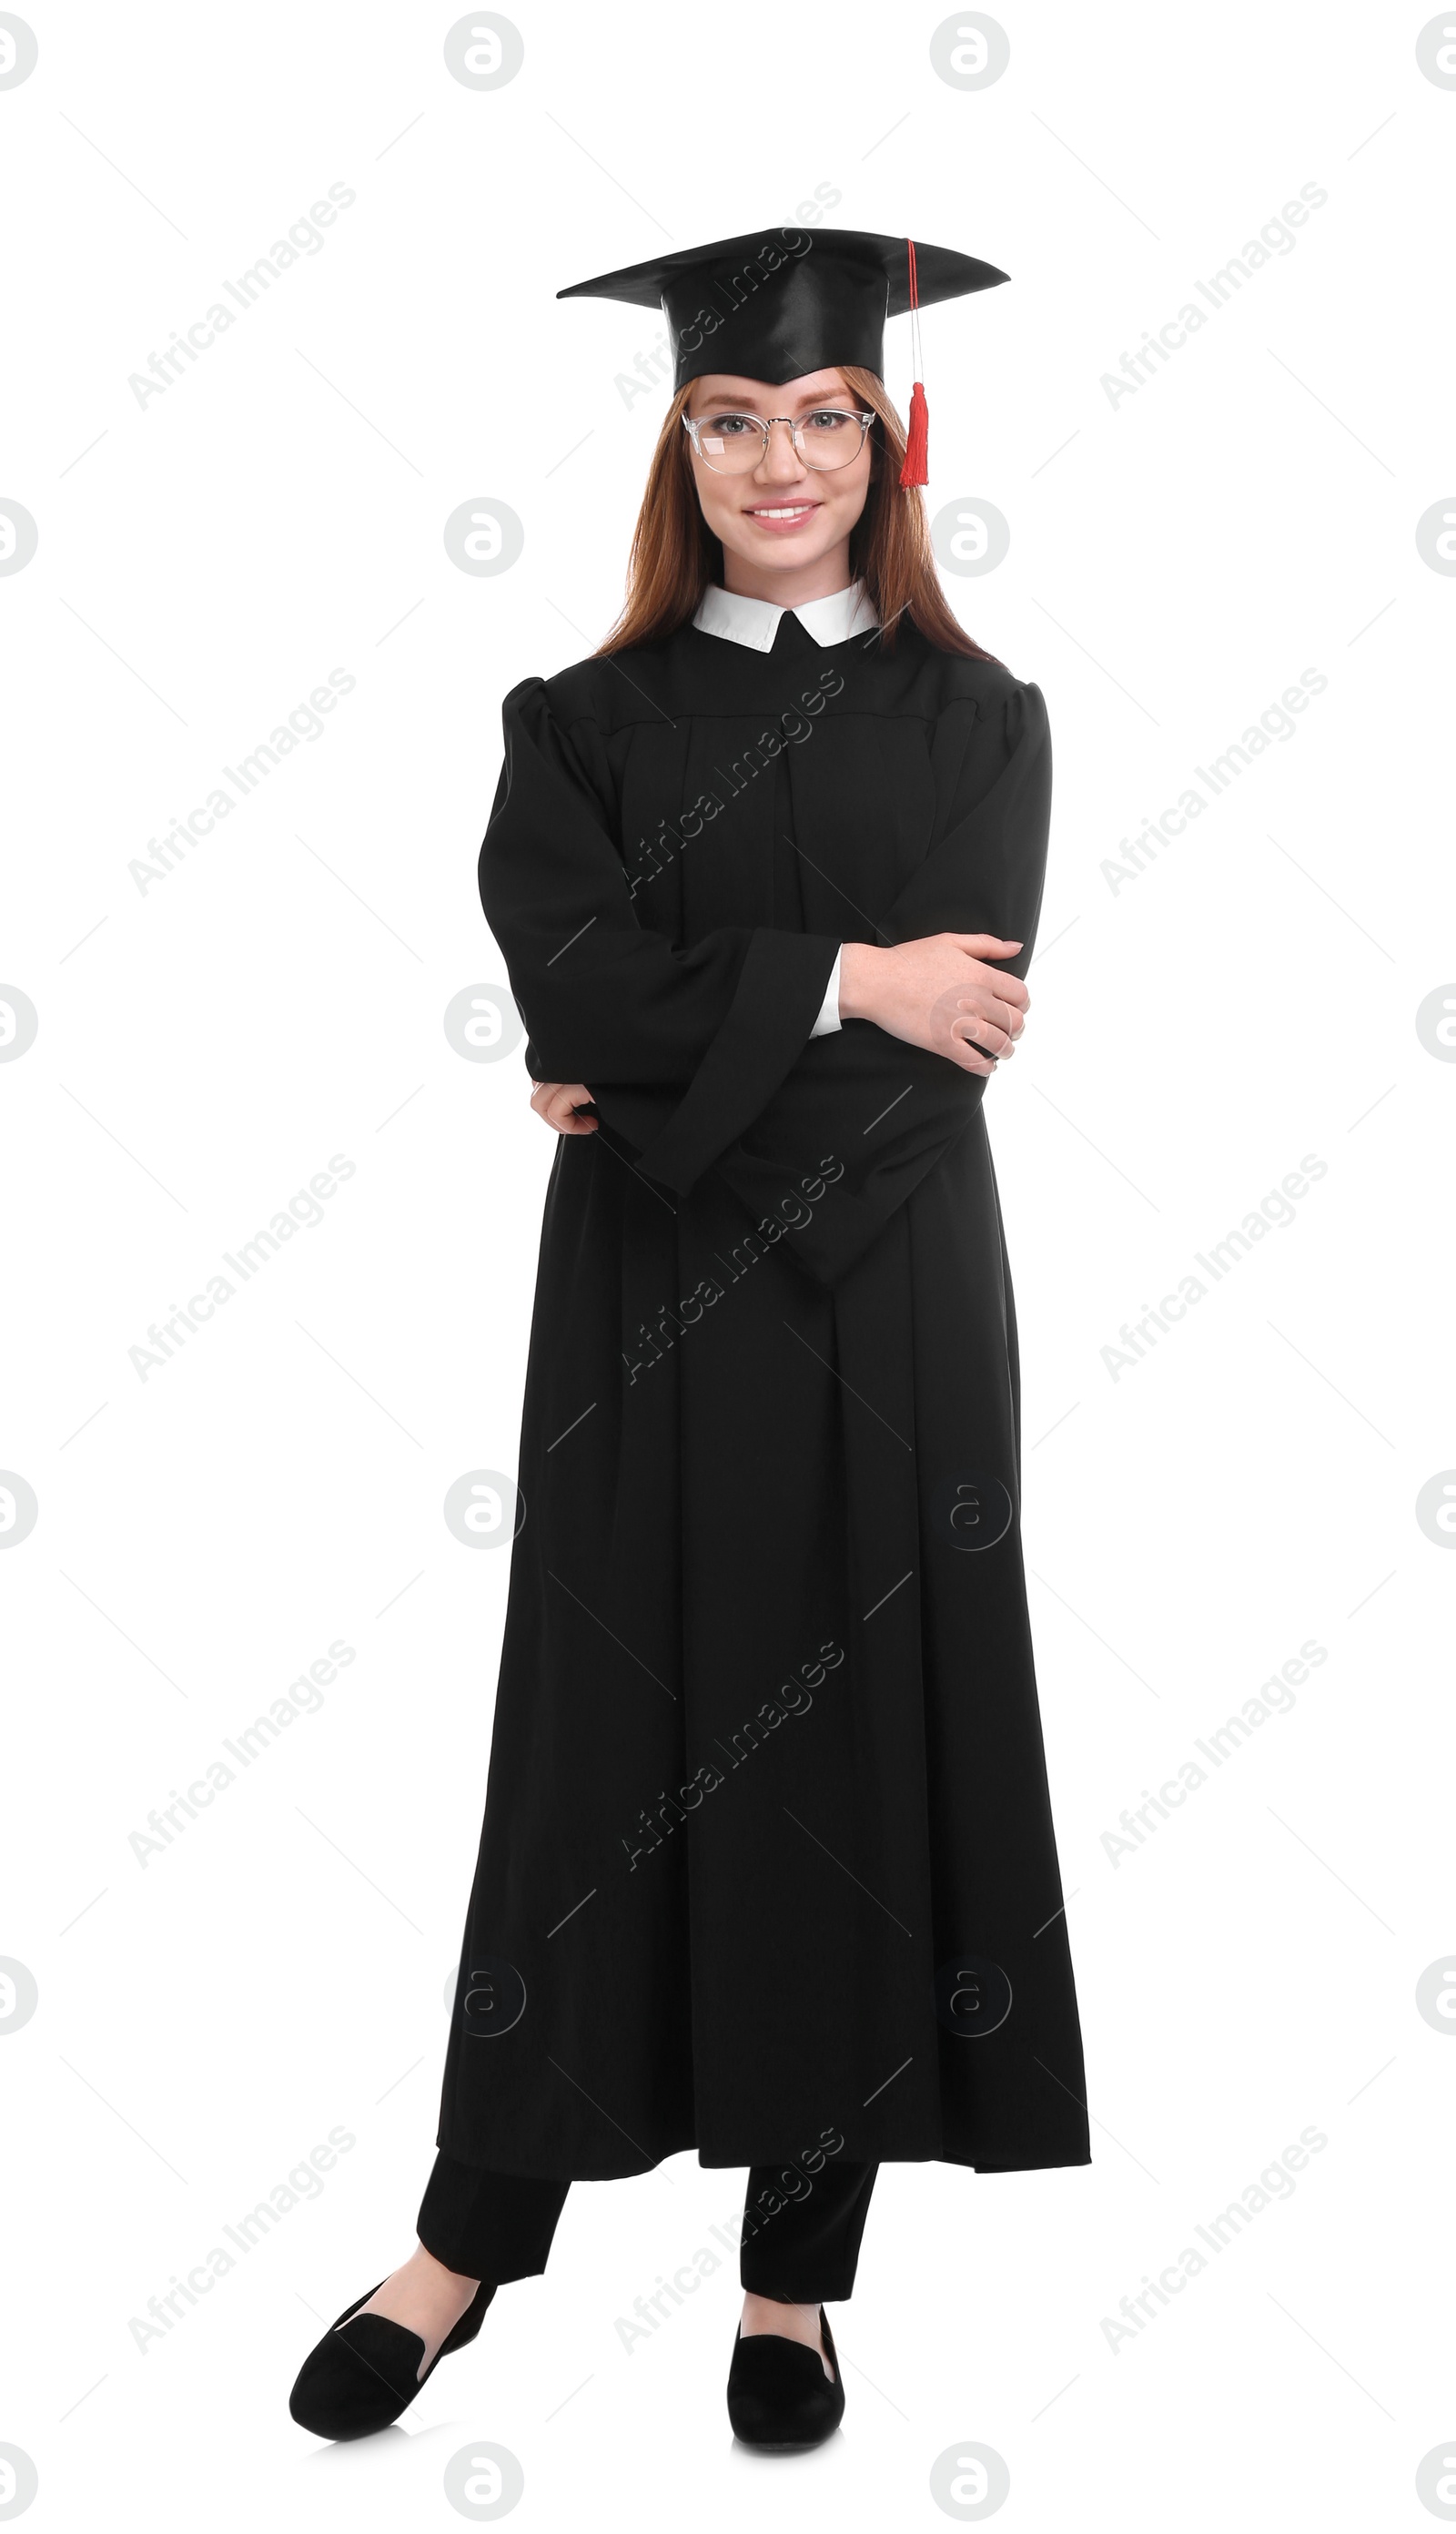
[{"x1": 596, "y1": 366, "x2": 997, "y2": 664}]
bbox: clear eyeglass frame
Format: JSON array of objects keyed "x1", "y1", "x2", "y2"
[{"x1": 681, "y1": 407, "x2": 876, "y2": 474}]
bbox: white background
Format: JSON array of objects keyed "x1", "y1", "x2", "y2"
[{"x1": 3, "y1": 2, "x2": 1453, "y2": 2528}]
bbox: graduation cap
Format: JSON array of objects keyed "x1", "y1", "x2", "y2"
[{"x1": 557, "y1": 227, "x2": 1007, "y2": 488}]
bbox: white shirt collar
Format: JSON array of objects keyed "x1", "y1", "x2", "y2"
[{"x1": 692, "y1": 576, "x2": 880, "y2": 654}]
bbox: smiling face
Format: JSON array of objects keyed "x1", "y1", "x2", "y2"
[{"x1": 682, "y1": 368, "x2": 875, "y2": 600}]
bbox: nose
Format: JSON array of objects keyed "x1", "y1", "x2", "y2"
[{"x1": 753, "y1": 418, "x2": 809, "y2": 487}]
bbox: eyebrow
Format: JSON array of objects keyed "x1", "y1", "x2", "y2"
[{"x1": 691, "y1": 383, "x2": 850, "y2": 412}]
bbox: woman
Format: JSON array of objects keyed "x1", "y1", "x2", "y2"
[{"x1": 289, "y1": 227, "x2": 1089, "y2": 2452}]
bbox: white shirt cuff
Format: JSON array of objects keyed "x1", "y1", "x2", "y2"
[{"x1": 809, "y1": 946, "x2": 843, "y2": 1038}]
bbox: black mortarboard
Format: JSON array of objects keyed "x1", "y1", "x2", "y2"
[{"x1": 557, "y1": 226, "x2": 1008, "y2": 487}]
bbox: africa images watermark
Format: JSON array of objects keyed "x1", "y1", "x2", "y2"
[
  {"x1": 128, "y1": 667, "x2": 357, "y2": 897},
  {"x1": 1099, "y1": 1635, "x2": 1328, "y2": 1867},
  {"x1": 622, "y1": 1157, "x2": 845, "y2": 1383},
  {"x1": 624, "y1": 665, "x2": 845, "y2": 902},
  {"x1": 669, "y1": 222, "x2": 817, "y2": 368},
  {"x1": 1100, "y1": 667, "x2": 1328, "y2": 897},
  {"x1": 126, "y1": 1637, "x2": 356, "y2": 1867},
  {"x1": 613, "y1": 184, "x2": 843, "y2": 411},
  {"x1": 126, "y1": 182, "x2": 358, "y2": 410},
  {"x1": 126, "y1": 1152, "x2": 357, "y2": 1380},
  {"x1": 1099, "y1": 2122, "x2": 1329, "y2": 2355},
  {"x1": 127, "y1": 2123, "x2": 357, "y2": 2355},
  {"x1": 1098, "y1": 1151, "x2": 1328, "y2": 1381},
  {"x1": 621, "y1": 1638, "x2": 845, "y2": 1868},
  {"x1": 1099, "y1": 181, "x2": 1329, "y2": 410},
  {"x1": 613, "y1": 2123, "x2": 847, "y2": 2356}
]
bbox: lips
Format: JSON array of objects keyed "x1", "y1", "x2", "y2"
[{"x1": 743, "y1": 502, "x2": 822, "y2": 533}]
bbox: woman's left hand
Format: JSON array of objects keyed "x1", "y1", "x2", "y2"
[{"x1": 529, "y1": 1080, "x2": 599, "y2": 1134}]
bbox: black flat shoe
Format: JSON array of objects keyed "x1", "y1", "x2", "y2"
[
  {"x1": 288, "y1": 2275, "x2": 496, "y2": 2440},
  {"x1": 726, "y1": 2305, "x2": 845, "y2": 2449}
]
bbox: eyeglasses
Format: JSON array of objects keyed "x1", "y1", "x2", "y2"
[{"x1": 682, "y1": 408, "x2": 875, "y2": 474}]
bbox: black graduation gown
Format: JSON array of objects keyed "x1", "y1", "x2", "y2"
[{"x1": 434, "y1": 606, "x2": 1090, "y2": 2180}]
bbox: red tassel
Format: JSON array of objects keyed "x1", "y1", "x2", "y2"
[
  {"x1": 897, "y1": 237, "x2": 928, "y2": 487},
  {"x1": 898, "y1": 379, "x2": 929, "y2": 487}
]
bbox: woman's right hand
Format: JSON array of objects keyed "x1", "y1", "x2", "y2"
[
  {"x1": 529, "y1": 1080, "x2": 599, "y2": 1133},
  {"x1": 837, "y1": 934, "x2": 1028, "y2": 1076}
]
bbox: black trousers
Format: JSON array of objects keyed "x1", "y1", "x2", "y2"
[{"x1": 417, "y1": 2150, "x2": 877, "y2": 2301}]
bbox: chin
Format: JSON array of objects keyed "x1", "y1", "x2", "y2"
[{"x1": 720, "y1": 523, "x2": 841, "y2": 571}]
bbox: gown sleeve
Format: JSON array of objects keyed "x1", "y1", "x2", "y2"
[
  {"x1": 703, "y1": 676, "x2": 1053, "y2": 1288},
  {"x1": 479, "y1": 676, "x2": 842, "y2": 1182}
]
